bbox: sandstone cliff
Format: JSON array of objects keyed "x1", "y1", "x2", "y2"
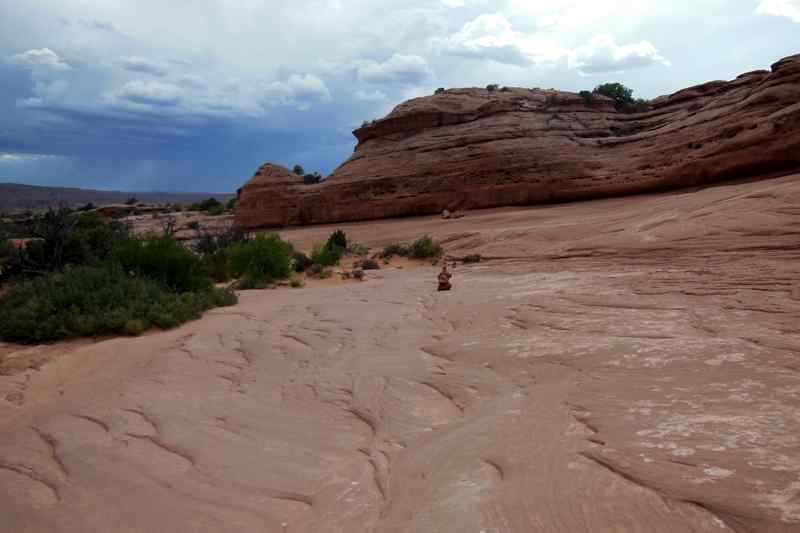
[{"x1": 235, "y1": 54, "x2": 800, "y2": 229}]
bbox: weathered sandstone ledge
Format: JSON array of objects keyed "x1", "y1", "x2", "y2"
[{"x1": 235, "y1": 54, "x2": 800, "y2": 229}]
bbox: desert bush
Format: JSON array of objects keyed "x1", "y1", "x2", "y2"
[
  {"x1": 15, "y1": 209, "x2": 129, "y2": 274},
  {"x1": 434, "y1": 87, "x2": 445, "y2": 95},
  {"x1": 621, "y1": 98, "x2": 651, "y2": 114},
  {"x1": 202, "y1": 249, "x2": 232, "y2": 282},
  {"x1": 579, "y1": 90, "x2": 595, "y2": 107},
  {"x1": 0, "y1": 265, "x2": 236, "y2": 343},
  {"x1": 226, "y1": 197, "x2": 237, "y2": 210},
  {"x1": 380, "y1": 243, "x2": 410, "y2": 259},
  {"x1": 292, "y1": 250, "x2": 313, "y2": 272},
  {"x1": 327, "y1": 229, "x2": 348, "y2": 251},
  {"x1": 486, "y1": 84, "x2": 499, "y2": 92},
  {"x1": 290, "y1": 277, "x2": 304, "y2": 288},
  {"x1": 114, "y1": 235, "x2": 212, "y2": 293},
  {"x1": 230, "y1": 233, "x2": 292, "y2": 284},
  {"x1": 303, "y1": 172, "x2": 323, "y2": 184},
  {"x1": 352, "y1": 269, "x2": 365, "y2": 281},
  {"x1": 189, "y1": 197, "x2": 223, "y2": 212},
  {"x1": 194, "y1": 226, "x2": 249, "y2": 255},
  {"x1": 347, "y1": 243, "x2": 370, "y2": 257},
  {"x1": 409, "y1": 235, "x2": 443, "y2": 260},
  {"x1": 360, "y1": 258, "x2": 380, "y2": 270},
  {"x1": 207, "y1": 204, "x2": 226, "y2": 216},
  {"x1": 292, "y1": 164, "x2": 305, "y2": 176},
  {"x1": 0, "y1": 239, "x2": 14, "y2": 281},
  {"x1": 310, "y1": 243, "x2": 342, "y2": 267},
  {"x1": 463, "y1": 254, "x2": 482, "y2": 264}
]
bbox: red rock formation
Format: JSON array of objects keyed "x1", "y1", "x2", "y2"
[{"x1": 235, "y1": 54, "x2": 800, "y2": 229}]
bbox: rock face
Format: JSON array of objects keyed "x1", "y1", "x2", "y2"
[{"x1": 235, "y1": 54, "x2": 800, "y2": 229}]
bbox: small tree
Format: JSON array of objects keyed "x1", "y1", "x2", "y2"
[
  {"x1": 303, "y1": 172, "x2": 322, "y2": 185},
  {"x1": 292, "y1": 164, "x2": 305, "y2": 176},
  {"x1": 486, "y1": 84, "x2": 499, "y2": 93},
  {"x1": 593, "y1": 83, "x2": 634, "y2": 111},
  {"x1": 579, "y1": 90, "x2": 595, "y2": 107},
  {"x1": 434, "y1": 87, "x2": 445, "y2": 95}
]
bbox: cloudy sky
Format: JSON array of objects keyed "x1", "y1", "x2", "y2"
[{"x1": 0, "y1": 0, "x2": 798, "y2": 192}]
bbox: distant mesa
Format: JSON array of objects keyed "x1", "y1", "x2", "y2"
[{"x1": 235, "y1": 54, "x2": 800, "y2": 229}]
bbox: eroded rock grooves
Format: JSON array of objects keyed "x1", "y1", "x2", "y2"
[
  {"x1": 235, "y1": 54, "x2": 800, "y2": 229},
  {"x1": 2, "y1": 172, "x2": 800, "y2": 532}
]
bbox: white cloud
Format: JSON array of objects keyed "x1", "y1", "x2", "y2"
[
  {"x1": 113, "y1": 80, "x2": 183, "y2": 107},
  {"x1": 441, "y1": 13, "x2": 566, "y2": 66},
  {"x1": 356, "y1": 54, "x2": 433, "y2": 85},
  {"x1": 120, "y1": 56, "x2": 169, "y2": 77},
  {"x1": 10, "y1": 48, "x2": 71, "y2": 71},
  {"x1": 0, "y1": 152, "x2": 61, "y2": 163},
  {"x1": 568, "y1": 35, "x2": 670, "y2": 75},
  {"x1": 262, "y1": 74, "x2": 332, "y2": 111},
  {"x1": 756, "y1": 0, "x2": 800, "y2": 22},
  {"x1": 354, "y1": 89, "x2": 389, "y2": 102}
]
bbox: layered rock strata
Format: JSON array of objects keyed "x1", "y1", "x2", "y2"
[{"x1": 235, "y1": 54, "x2": 800, "y2": 229}]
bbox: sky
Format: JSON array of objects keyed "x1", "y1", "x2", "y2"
[{"x1": 0, "y1": 0, "x2": 798, "y2": 193}]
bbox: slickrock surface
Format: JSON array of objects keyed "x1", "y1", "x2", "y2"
[
  {"x1": 236, "y1": 54, "x2": 800, "y2": 229},
  {"x1": 2, "y1": 173, "x2": 799, "y2": 532}
]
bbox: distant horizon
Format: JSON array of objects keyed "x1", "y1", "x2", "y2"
[
  {"x1": 1, "y1": 0, "x2": 798, "y2": 192},
  {"x1": 0, "y1": 180, "x2": 235, "y2": 195}
]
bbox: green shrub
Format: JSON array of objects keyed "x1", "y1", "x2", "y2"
[
  {"x1": 434, "y1": 87, "x2": 445, "y2": 95},
  {"x1": 621, "y1": 98, "x2": 651, "y2": 114},
  {"x1": 292, "y1": 164, "x2": 305, "y2": 176},
  {"x1": 226, "y1": 197, "x2": 237, "y2": 210},
  {"x1": 380, "y1": 243, "x2": 410, "y2": 259},
  {"x1": 124, "y1": 319, "x2": 147, "y2": 336},
  {"x1": 592, "y1": 83, "x2": 649, "y2": 113},
  {"x1": 326, "y1": 229, "x2": 348, "y2": 251},
  {"x1": 579, "y1": 90, "x2": 595, "y2": 107},
  {"x1": 409, "y1": 235, "x2": 443, "y2": 260},
  {"x1": 303, "y1": 172, "x2": 322, "y2": 184},
  {"x1": 15, "y1": 209, "x2": 130, "y2": 274},
  {"x1": 202, "y1": 249, "x2": 232, "y2": 282},
  {"x1": 292, "y1": 250, "x2": 312, "y2": 272},
  {"x1": 207, "y1": 204, "x2": 226, "y2": 216},
  {"x1": 114, "y1": 236, "x2": 212, "y2": 293},
  {"x1": 310, "y1": 243, "x2": 342, "y2": 267},
  {"x1": 230, "y1": 233, "x2": 292, "y2": 284},
  {"x1": 0, "y1": 266, "x2": 236, "y2": 343},
  {"x1": 0, "y1": 239, "x2": 14, "y2": 281},
  {"x1": 486, "y1": 84, "x2": 499, "y2": 93}
]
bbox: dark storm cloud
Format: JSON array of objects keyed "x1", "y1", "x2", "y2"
[{"x1": 1, "y1": 0, "x2": 798, "y2": 192}]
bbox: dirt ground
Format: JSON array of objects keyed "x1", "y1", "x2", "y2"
[{"x1": 1, "y1": 173, "x2": 799, "y2": 532}]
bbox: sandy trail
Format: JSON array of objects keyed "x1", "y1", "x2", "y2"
[{"x1": 1, "y1": 174, "x2": 799, "y2": 532}]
